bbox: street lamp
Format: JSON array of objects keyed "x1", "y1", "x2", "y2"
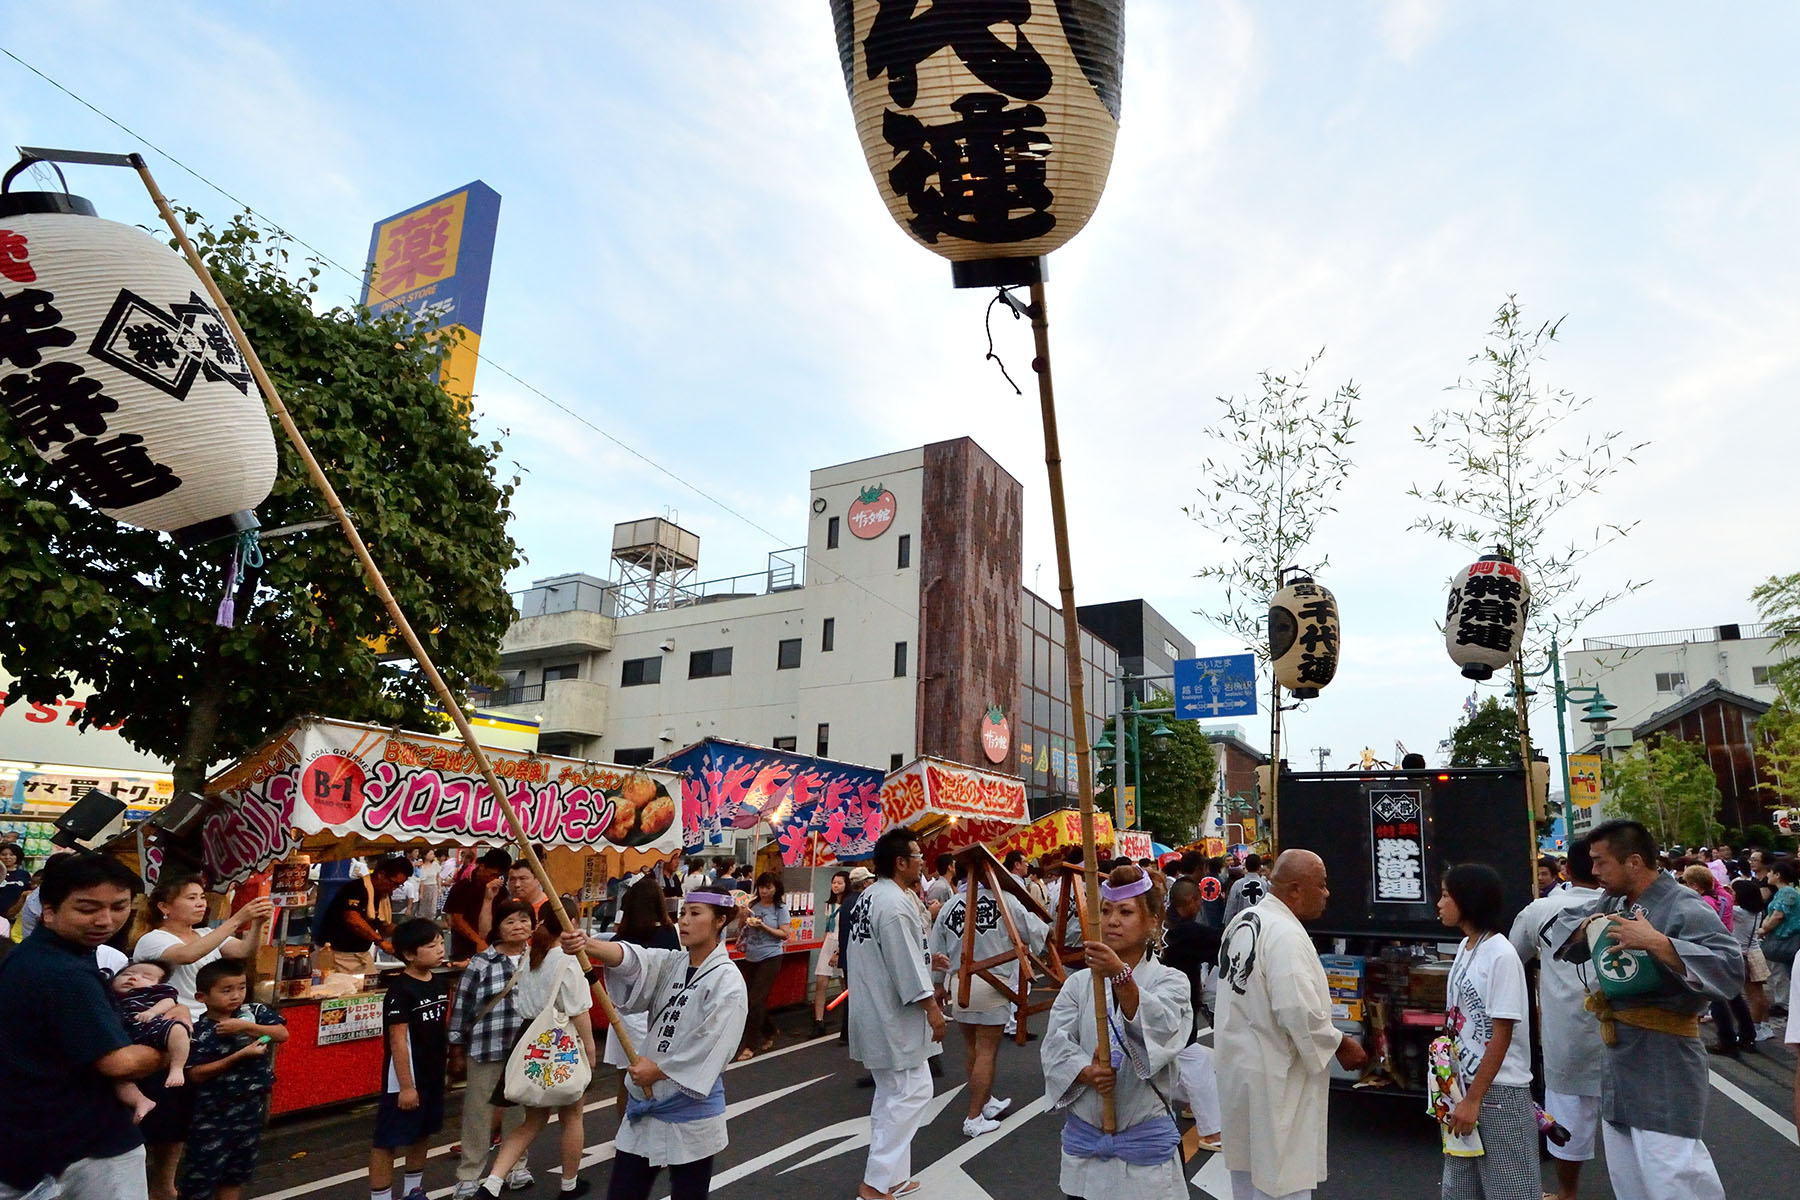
[
  {"x1": 1520, "y1": 635, "x2": 1616, "y2": 843},
  {"x1": 1100, "y1": 674, "x2": 1178, "y2": 835}
]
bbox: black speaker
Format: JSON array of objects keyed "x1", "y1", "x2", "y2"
[{"x1": 51, "y1": 788, "x2": 126, "y2": 847}]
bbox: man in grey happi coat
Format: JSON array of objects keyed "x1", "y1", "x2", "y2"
[
  {"x1": 1567, "y1": 820, "x2": 1743, "y2": 1200},
  {"x1": 847, "y1": 827, "x2": 945, "y2": 1200}
]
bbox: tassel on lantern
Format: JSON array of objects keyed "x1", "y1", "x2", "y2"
[{"x1": 213, "y1": 529, "x2": 262, "y2": 628}]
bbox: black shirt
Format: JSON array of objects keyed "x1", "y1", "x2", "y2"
[
  {"x1": 382, "y1": 972, "x2": 450, "y2": 1094},
  {"x1": 0, "y1": 927, "x2": 140, "y2": 1186},
  {"x1": 317, "y1": 879, "x2": 381, "y2": 952},
  {"x1": 1161, "y1": 916, "x2": 1222, "y2": 1036}
]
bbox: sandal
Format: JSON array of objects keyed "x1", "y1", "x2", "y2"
[{"x1": 734, "y1": 1048, "x2": 756, "y2": 1062}]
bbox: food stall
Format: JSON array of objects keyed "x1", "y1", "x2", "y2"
[
  {"x1": 172, "y1": 717, "x2": 682, "y2": 1115},
  {"x1": 883, "y1": 755, "x2": 1030, "y2": 858},
  {"x1": 660, "y1": 737, "x2": 884, "y2": 1008}
]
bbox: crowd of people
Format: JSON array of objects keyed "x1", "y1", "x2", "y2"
[{"x1": 1, "y1": 822, "x2": 1795, "y2": 1200}]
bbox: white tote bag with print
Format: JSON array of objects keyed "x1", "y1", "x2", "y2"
[{"x1": 503, "y1": 961, "x2": 592, "y2": 1107}]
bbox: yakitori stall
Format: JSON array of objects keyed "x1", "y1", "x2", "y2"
[
  {"x1": 180, "y1": 717, "x2": 682, "y2": 1115},
  {"x1": 661, "y1": 737, "x2": 884, "y2": 1007}
]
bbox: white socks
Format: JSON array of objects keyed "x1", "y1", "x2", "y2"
[{"x1": 403, "y1": 1172, "x2": 423, "y2": 1194}]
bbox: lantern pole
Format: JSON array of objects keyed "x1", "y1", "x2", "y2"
[
  {"x1": 127, "y1": 159, "x2": 638, "y2": 1060},
  {"x1": 1025, "y1": 279, "x2": 1114, "y2": 1132}
]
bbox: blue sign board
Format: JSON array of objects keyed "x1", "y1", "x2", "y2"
[{"x1": 1174, "y1": 654, "x2": 1258, "y2": 720}]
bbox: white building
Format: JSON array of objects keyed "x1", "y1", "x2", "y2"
[{"x1": 1563, "y1": 621, "x2": 1792, "y2": 732}]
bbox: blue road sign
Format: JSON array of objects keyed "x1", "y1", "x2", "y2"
[{"x1": 1174, "y1": 654, "x2": 1258, "y2": 720}]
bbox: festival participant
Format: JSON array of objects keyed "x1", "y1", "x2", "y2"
[
  {"x1": 847, "y1": 827, "x2": 946, "y2": 1200},
  {"x1": 447, "y1": 900, "x2": 534, "y2": 1197},
  {"x1": 502, "y1": 858, "x2": 556, "y2": 927},
  {"x1": 1160, "y1": 878, "x2": 1223, "y2": 1151},
  {"x1": 1216, "y1": 849, "x2": 1366, "y2": 1200},
  {"x1": 1509, "y1": 838, "x2": 1605, "y2": 1200},
  {"x1": 813, "y1": 869, "x2": 851, "y2": 1037},
  {"x1": 929, "y1": 858, "x2": 1048, "y2": 1137},
  {"x1": 369, "y1": 919, "x2": 451, "y2": 1200},
  {"x1": 178, "y1": 958, "x2": 288, "y2": 1200},
  {"x1": 444, "y1": 850, "x2": 512, "y2": 961},
  {"x1": 315, "y1": 856, "x2": 414, "y2": 974},
  {"x1": 1221, "y1": 853, "x2": 1267, "y2": 927},
  {"x1": 107, "y1": 960, "x2": 194, "y2": 1120},
  {"x1": 1569, "y1": 820, "x2": 1743, "y2": 1200},
  {"x1": 564, "y1": 888, "x2": 748, "y2": 1200},
  {"x1": 1040, "y1": 863, "x2": 1191, "y2": 1200},
  {"x1": 735, "y1": 871, "x2": 793, "y2": 1061},
  {"x1": 1680, "y1": 865, "x2": 1756, "y2": 1053},
  {"x1": 1437, "y1": 864, "x2": 1537, "y2": 1200}
]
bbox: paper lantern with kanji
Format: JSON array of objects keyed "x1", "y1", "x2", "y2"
[
  {"x1": 0, "y1": 190, "x2": 276, "y2": 544},
  {"x1": 1445, "y1": 553, "x2": 1530, "y2": 681},
  {"x1": 1270, "y1": 575, "x2": 1339, "y2": 699},
  {"x1": 832, "y1": 0, "x2": 1126, "y2": 287}
]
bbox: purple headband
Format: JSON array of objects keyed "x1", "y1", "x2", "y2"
[
  {"x1": 685, "y1": 890, "x2": 734, "y2": 907},
  {"x1": 1099, "y1": 873, "x2": 1153, "y2": 902}
]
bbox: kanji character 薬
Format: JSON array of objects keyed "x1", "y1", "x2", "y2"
[
  {"x1": 53, "y1": 432, "x2": 180, "y2": 508},
  {"x1": 863, "y1": 0, "x2": 1051, "y2": 108},
  {"x1": 377, "y1": 204, "x2": 456, "y2": 294},
  {"x1": 0, "y1": 361, "x2": 118, "y2": 450},
  {"x1": 0, "y1": 231, "x2": 35, "y2": 284},
  {"x1": 1454, "y1": 621, "x2": 1516, "y2": 653},
  {"x1": 0, "y1": 288, "x2": 75, "y2": 370},
  {"x1": 884, "y1": 93, "x2": 1056, "y2": 244}
]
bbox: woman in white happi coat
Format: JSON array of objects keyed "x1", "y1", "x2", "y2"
[
  {"x1": 569, "y1": 890, "x2": 748, "y2": 1200},
  {"x1": 1041, "y1": 864, "x2": 1192, "y2": 1200}
]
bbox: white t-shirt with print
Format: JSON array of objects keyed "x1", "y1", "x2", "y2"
[{"x1": 1446, "y1": 933, "x2": 1532, "y2": 1089}]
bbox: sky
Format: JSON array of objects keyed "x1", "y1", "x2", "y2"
[{"x1": 4, "y1": 2, "x2": 1797, "y2": 769}]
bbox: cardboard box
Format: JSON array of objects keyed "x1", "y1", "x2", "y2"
[
  {"x1": 1408, "y1": 962, "x2": 1452, "y2": 1010},
  {"x1": 1331, "y1": 999, "x2": 1363, "y2": 1022}
]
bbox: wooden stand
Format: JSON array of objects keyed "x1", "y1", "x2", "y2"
[
  {"x1": 1048, "y1": 862, "x2": 1094, "y2": 974},
  {"x1": 950, "y1": 846, "x2": 1062, "y2": 1045}
]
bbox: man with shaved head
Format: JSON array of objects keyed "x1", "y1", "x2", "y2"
[{"x1": 1215, "y1": 850, "x2": 1365, "y2": 1200}]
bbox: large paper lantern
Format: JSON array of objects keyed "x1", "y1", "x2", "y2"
[
  {"x1": 0, "y1": 189, "x2": 276, "y2": 544},
  {"x1": 1270, "y1": 575, "x2": 1339, "y2": 699},
  {"x1": 831, "y1": 0, "x2": 1126, "y2": 287},
  {"x1": 1445, "y1": 553, "x2": 1530, "y2": 681}
]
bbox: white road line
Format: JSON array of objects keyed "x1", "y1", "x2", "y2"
[
  {"x1": 1710, "y1": 1070, "x2": 1798, "y2": 1146},
  {"x1": 253, "y1": 1035, "x2": 839, "y2": 1199},
  {"x1": 1190, "y1": 1149, "x2": 1231, "y2": 1199}
]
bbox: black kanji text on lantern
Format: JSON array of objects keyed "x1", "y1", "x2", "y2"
[{"x1": 89, "y1": 288, "x2": 252, "y2": 400}]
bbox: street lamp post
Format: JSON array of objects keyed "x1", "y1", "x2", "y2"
[
  {"x1": 1518, "y1": 635, "x2": 1616, "y2": 843},
  {"x1": 1095, "y1": 670, "x2": 1174, "y2": 837}
]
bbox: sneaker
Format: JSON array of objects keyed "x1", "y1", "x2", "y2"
[
  {"x1": 506, "y1": 1166, "x2": 535, "y2": 1190},
  {"x1": 403, "y1": 1189, "x2": 429, "y2": 1200},
  {"x1": 982, "y1": 1096, "x2": 1012, "y2": 1120},
  {"x1": 559, "y1": 1180, "x2": 592, "y2": 1198},
  {"x1": 453, "y1": 1185, "x2": 482, "y2": 1200},
  {"x1": 962, "y1": 1114, "x2": 1002, "y2": 1137}
]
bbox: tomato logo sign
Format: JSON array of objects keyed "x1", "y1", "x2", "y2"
[
  {"x1": 981, "y1": 704, "x2": 1010, "y2": 765},
  {"x1": 847, "y1": 484, "x2": 897, "y2": 539},
  {"x1": 304, "y1": 753, "x2": 368, "y2": 823}
]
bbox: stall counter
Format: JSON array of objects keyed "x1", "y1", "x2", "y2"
[{"x1": 729, "y1": 939, "x2": 823, "y2": 1010}]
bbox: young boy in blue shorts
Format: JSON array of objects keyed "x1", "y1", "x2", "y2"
[
  {"x1": 370, "y1": 917, "x2": 451, "y2": 1200},
  {"x1": 180, "y1": 958, "x2": 288, "y2": 1200}
]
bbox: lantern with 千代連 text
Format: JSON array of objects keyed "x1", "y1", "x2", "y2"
[
  {"x1": 831, "y1": 0, "x2": 1126, "y2": 288},
  {"x1": 1445, "y1": 553, "x2": 1530, "y2": 681},
  {"x1": 0, "y1": 187, "x2": 276, "y2": 545},
  {"x1": 1270, "y1": 574, "x2": 1339, "y2": 700}
]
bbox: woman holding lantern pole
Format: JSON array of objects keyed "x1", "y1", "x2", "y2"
[
  {"x1": 1041, "y1": 863, "x2": 1192, "y2": 1200},
  {"x1": 561, "y1": 890, "x2": 746, "y2": 1200}
]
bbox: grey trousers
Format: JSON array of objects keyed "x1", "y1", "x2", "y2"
[
  {"x1": 458, "y1": 1058, "x2": 527, "y2": 1182},
  {"x1": 0, "y1": 1145, "x2": 148, "y2": 1200}
]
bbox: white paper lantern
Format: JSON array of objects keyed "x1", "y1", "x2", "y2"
[
  {"x1": 1445, "y1": 553, "x2": 1530, "y2": 680},
  {"x1": 1270, "y1": 574, "x2": 1339, "y2": 699},
  {"x1": 832, "y1": 0, "x2": 1125, "y2": 287},
  {"x1": 0, "y1": 191, "x2": 276, "y2": 544}
]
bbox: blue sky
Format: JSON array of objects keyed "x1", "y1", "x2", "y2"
[{"x1": 4, "y1": 2, "x2": 1796, "y2": 767}]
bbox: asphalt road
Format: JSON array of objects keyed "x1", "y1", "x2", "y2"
[{"x1": 250, "y1": 1008, "x2": 1797, "y2": 1200}]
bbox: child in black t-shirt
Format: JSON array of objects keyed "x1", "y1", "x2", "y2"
[{"x1": 369, "y1": 918, "x2": 451, "y2": 1200}]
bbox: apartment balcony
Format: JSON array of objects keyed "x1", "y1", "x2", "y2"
[
  {"x1": 500, "y1": 608, "x2": 615, "y2": 662},
  {"x1": 489, "y1": 677, "x2": 609, "y2": 739}
]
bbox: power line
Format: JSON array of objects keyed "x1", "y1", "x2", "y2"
[{"x1": 0, "y1": 44, "x2": 932, "y2": 627}]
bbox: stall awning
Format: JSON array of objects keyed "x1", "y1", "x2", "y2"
[
  {"x1": 658, "y1": 737, "x2": 883, "y2": 866},
  {"x1": 987, "y1": 808, "x2": 1117, "y2": 863},
  {"x1": 883, "y1": 755, "x2": 1029, "y2": 852}
]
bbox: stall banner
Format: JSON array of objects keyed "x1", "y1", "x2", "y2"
[
  {"x1": 1369, "y1": 788, "x2": 1426, "y2": 904},
  {"x1": 886, "y1": 757, "x2": 1029, "y2": 856},
  {"x1": 1114, "y1": 829, "x2": 1154, "y2": 862},
  {"x1": 1568, "y1": 755, "x2": 1603, "y2": 810},
  {"x1": 988, "y1": 808, "x2": 1116, "y2": 864},
  {"x1": 661, "y1": 738, "x2": 883, "y2": 866},
  {"x1": 316, "y1": 993, "x2": 384, "y2": 1045},
  {"x1": 196, "y1": 718, "x2": 681, "y2": 884}
]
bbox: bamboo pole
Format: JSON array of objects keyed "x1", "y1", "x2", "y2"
[
  {"x1": 1026, "y1": 280, "x2": 1113, "y2": 1131},
  {"x1": 133, "y1": 161, "x2": 638, "y2": 1061}
]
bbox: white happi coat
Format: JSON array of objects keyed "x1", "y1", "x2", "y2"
[
  {"x1": 929, "y1": 883, "x2": 1048, "y2": 1026},
  {"x1": 1214, "y1": 894, "x2": 1342, "y2": 1197},
  {"x1": 847, "y1": 878, "x2": 941, "y2": 1069},
  {"x1": 1041, "y1": 957, "x2": 1191, "y2": 1200},
  {"x1": 604, "y1": 940, "x2": 748, "y2": 1165}
]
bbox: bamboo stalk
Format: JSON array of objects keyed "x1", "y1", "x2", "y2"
[
  {"x1": 135, "y1": 163, "x2": 638, "y2": 1061},
  {"x1": 1026, "y1": 280, "x2": 1113, "y2": 1131}
]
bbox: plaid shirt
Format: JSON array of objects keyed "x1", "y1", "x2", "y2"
[{"x1": 449, "y1": 946, "x2": 525, "y2": 1062}]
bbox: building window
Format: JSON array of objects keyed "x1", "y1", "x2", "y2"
[
  {"x1": 543, "y1": 663, "x2": 580, "y2": 682},
  {"x1": 894, "y1": 641, "x2": 909, "y2": 677},
  {"x1": 817, "y1": 723, "x2": 830, "y2": 757},
  {"x1": 1654, "y1": 671, "x2": 1686, "y2": 693},
  {"x1": 619, "y1": 657, "x2": 661, "y2": 687},
  {"x1": 1753, "y1": 665, "x2": 1774, "y2": 687},
  {"x1": 897, "y1": 535, "x2": 911, "y2": 569},
  {"x1": 774, "y1": 736, "x2": 797, "y2": 752},
  {"x1": 827, "y1": 516, "x2": 840, "y2": 549},
  {"x1": 1163, "y1": 638, "x2": 1181, "y2": 663},
  {"x1": 890, "y1": 752, "x2": 904, "y2": 771},
  {"x1": 613, "y1": 747, "x2": 655, "y2": 767},
  {"x1": 689, "y1": 647, "x2": 734, "y2": 679},
  {"x1": 822, "y1": 618, "x2": 836, "y2": 653},
  {"x1": 777, "y1": 638, "x2": 802, "y2": 670}
]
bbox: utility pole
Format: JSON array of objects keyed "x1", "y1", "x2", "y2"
[{"x1": 1312, "y1": 747, "x2": 1332, "y2": 772}]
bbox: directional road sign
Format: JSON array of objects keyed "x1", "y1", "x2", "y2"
[{"x1": 1173, "y1": 654, "x2": 1258, "y2": 720}]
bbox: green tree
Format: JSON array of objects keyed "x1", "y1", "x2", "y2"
[
  {"x1": 0, "y1": 210, "x2": 520, "y2": 795},
  {"x1": 1095, "y1": 690, "x2": 1219, "y2": 846},
  {"x1": 1604, "y1": 737, "x2": 1722, "y2": 850},
  {"x1": 1750, "y1": 571, "x2": 1800, "y2": 808},
  {"x1": 1449, "y1": 697, "x2": 1523, "y2": 767}
]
